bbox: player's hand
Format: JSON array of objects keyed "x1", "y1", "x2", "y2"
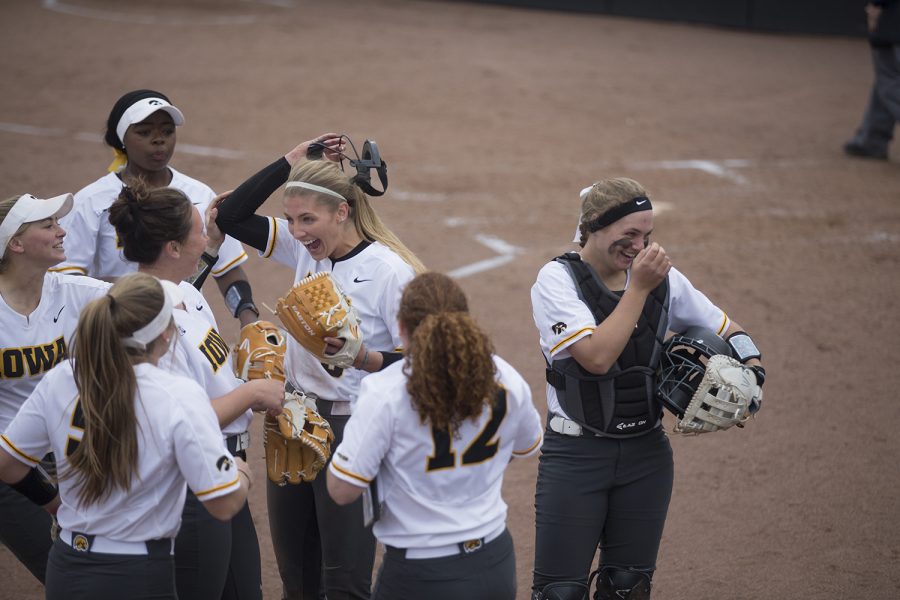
[
  {"x1": 245, "y1": 378, "x2": 285, "y2": 414},
  {"x1": 284, "y1": 134, "x2": 346, "y2": 165},
  {"x1": 205, "y1": 192, "x2": 230, "y2": 253},
  {"x1": 630, "y1": 242, "x2": 671, "y2": 292}
]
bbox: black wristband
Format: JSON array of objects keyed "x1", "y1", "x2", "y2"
[
  {"x1": 224, "y1": 280, "x2": 259, "y2": 319},
  {"x1": 751, "y1": 365, "x2": 766, "y2": 387},
  {"x1": 10, "y1": 464, "x2": 58, "y2": 506},
  {"x1": 378, "y1": 351, "x2": 404, "y2": 370}
]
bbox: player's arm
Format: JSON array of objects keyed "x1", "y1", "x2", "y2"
[
  {"x1": 216, "y1": 134, "x2": 344, "y2": 252},
  {"x1": 569, "y1": 243, "x2": 671, "y2": 374},
  {"x1": 209, "y1": 378, "x2": 284, "y2": 428},
  {"x1": 326, "y1": 471, "x2": 366, "y2": 505},
  {"x1": 201, "y1": 456, "x2": 252, "y2": 521},
  {"x1": 0, "y1": 448, "x2": 59, "y2": 512}
]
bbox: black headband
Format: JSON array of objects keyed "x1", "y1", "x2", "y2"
[{"x1": 585, "y1": 196, "x2": 652, "y2": 233}]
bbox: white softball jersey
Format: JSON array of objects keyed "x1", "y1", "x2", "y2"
[
  {"x1": 262, "y1": 217, "x2": 415, "y2": 407},
  {"x1": 328, "y1": 356, "x2": 544, "y2": 550},
  {"x1": 0, "y1": 361, "x2": 239, "y2": 542},
  {"x1": 158, "y1": 283, "x2": 251, "y2": 437},
  {"x1": 52, "y1": 169, "x2": 248, "y2": 279},
  {"x1": 531, "y1": 261, "x2": 731, "y2": 418},
  {"x1": 0, "y1": 273, "x2": 110, "y2": 431}
]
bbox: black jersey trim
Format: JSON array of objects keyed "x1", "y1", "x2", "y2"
[{"x1": 331, "y1": 240, "x2": 372, "y2": 264}]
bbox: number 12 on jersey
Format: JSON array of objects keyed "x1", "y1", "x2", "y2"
[{"x1": 426, "y1": 389, "x2": 508, "y2": 471}]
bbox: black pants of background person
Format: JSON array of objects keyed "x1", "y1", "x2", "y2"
[
  {"x1": 176, "y1": 449, "x2": 263, "y2": 600},
  {"x1": 46, "y1": 537, "x2": 176, "y2": 600},
  {"x1": 847, "y1": 44, "x2": 900, "y2": 158},
  {"x1": 532, "y1": 426, "x2": 674, "y2": 596},
  {"x1": 373, "y1": 528, "x2": 517, "y2": 600},
  {"x1": 0, "y1": 475, "x2": 53, "y2": 583},
  {"x1": 267, "y1": 404, "x2": 376, "y2": 600}
]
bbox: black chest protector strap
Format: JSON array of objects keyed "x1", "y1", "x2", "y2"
[{"x1": 546, "y1": 253, "x2": 670, "y2": 437}]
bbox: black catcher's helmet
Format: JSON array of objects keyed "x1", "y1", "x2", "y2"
[{"x1": 656, "y1": 327, "x2": 733, "y2": 417}]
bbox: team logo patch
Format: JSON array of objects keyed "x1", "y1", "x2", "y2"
[
  {"x1": 461, "y1": 539, "x2": 483, "y2": 554},
  {"x1": 216, "y1": 455, "x2": 233, "y2": 472},
  {"x1": 552, "y1": 322, "x2": 567, "y2": 335},
  {"x1": 73, "y1": 534, "x2": 90, "y2": 552}
]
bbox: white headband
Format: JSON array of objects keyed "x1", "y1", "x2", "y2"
[
  {"x1": 573, "y1": 184, "x2": 595, "y2": 243},
  {"x1": 121, "y1": 280, "x2": 182, "y2": 350},
  {"x1": 285, "y1": 181, "x2": 346, "y2": 201}
]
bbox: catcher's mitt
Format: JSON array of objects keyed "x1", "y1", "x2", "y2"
[
  {"x1": 234, "y1": 321, "x2": 286, "y2": 382},
  {"x1": 673, "y1": 354, "x2": 762, "y2": 434},
  {"x1": 275, "y1": 272, "x2": 363, "y2": 369},
  {"x1": 264, "y1": 393, "x2": 334, "y2": 485}
]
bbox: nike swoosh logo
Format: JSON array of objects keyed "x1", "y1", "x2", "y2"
[
  {"x1": 53, "y1": 305, "x2": 65, "y2": 323},
  {"x1": 353, "y1": 277, "x2": 372, "y2": 283},
  {"x1": 196, "y1": 303, "x2": 204, "y2": 311},
  {"x1": 635, "y1": 199, "x2": 647, "y2": 205}
]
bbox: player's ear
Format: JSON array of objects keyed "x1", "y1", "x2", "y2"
[
  {"x1": 336, "y1": 202, "x2": 350, "y2": 224},
  {"x1": 166, "y1": 240, "x2": 181, "y2": 258}
]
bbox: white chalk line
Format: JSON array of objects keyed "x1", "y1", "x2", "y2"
[
  {"x1": 41, "y1": 0, "x2": 293, "y2": 26},
  {"x1": 0, "y1": 122, "x2": 247, "y2": 161}
]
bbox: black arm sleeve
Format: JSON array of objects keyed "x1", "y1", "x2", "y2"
[{"x1": 216, "y1": 157, "x2": 292, "y2": 252}]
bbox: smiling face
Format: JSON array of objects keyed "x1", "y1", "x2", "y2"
[
  {"x1": 586, "y1": 210, "x2": 654, "y2": 277},
  {"x1": 121, "y1": 110, "x2": 176, "y2": 175},
  {"x1": 10, "y1": 216, "x2": 67, "y2": 268},
  {"x1": 283, "y1": 192, "x2": 352, "y2": 261}
]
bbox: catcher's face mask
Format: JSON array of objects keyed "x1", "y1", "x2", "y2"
[
  {"x1": 307, "y1": 136, "x2": 388, "y2": 197},
  {"x1": 655, "y1": 327, "x2": 733, "y2": 417}
]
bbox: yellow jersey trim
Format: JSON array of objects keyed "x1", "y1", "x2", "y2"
[
  {"x1": 194, "y1": 475, "x2": 240, "y2": 497},
  {"x1": 211, "y1": 251, "x2": 248, "y2": 276},
  {"x1": 330, "y1": 461, "x2": 371, "y2": 485},
  {"x1": 550, "y1": 327, "x2": 594, "y2": 355},
  {"x1": 263, "y1": 217, "x2": 277, "y2": 259},
  {"x1": 0, "y1": 435, "x2": 41, "y2": 464},
  {"x1": 47, "y1": 265, "x2": 88, "y2": 275},
  {"x1": 513, "y1": 436, "x2": 543, "y2": 456}
]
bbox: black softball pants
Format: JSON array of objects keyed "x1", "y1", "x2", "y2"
[
  {"x1": 532, "y1": 426, "x2": 674, "y2": 595},
  {"x1": 373, "y1": 528, "x2": 516, "y2": 600},
  {"x1": 46, "y1": 537, "x2": 176, "y2": 600},
  {"x1": 0, "y1": 480, "x2": 52, "y2": 583},
  {"x1": 267, "y1": 406, "x2": 376, "y2": 600},
  {"x1": 175, "y1": 447, "x2": 263, "y2": 600}
]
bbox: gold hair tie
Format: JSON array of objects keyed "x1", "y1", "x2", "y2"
[{"x1": 107, "y1": 148, "x2": 128, "y2": 173}]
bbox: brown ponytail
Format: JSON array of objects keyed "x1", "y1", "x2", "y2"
[{"x1": 64, "y1": 272, "x2": 170, "y2": 506}]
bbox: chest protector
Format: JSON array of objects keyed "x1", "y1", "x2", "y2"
[{"x1": 546, "y1": 253, "x2": 669, "y2": 437}]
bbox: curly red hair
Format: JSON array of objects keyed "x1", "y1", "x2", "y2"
[{"x1": 399, "y1": 272, "x2": 498, "y2": 433}]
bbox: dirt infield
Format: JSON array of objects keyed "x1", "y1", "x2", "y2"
[{"x1": 2, "y1": 1, "x2": 900, "y2": 598}]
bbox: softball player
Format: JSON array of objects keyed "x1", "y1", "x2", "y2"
[
  {"x1": 0, "y1": 192, "x2": 110, "y2": 582},
  {"x1": 51, "y1": 89, "x2": 261, "y2": 326},
  {"x1": 0, "y1": 273, "x2": 252, "y2": 600},
  {"x1": 530, "y1": 178, "x2": 764, "y2": 599},
  {"x1": 327, "y1": 272, "x2": 543, "y2": 600},
  {"x1": 107, "y1": 182, "x2": 284, "y2": 600},
  {"x1": 215, "y1": 135, "x2": 424, "y2": 600}
]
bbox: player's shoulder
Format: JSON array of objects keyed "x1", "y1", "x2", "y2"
[
  {"x1": 534, "y1": 256, "x2": 573, "y2": 285},
  {"x1": 73, "y1": 172, "x2": 122, "y2": 208},
  {"x1": 358, "y1": 361, "x2": 407, "y2": 400},
  {"x1": 136, "y1": 363, "x2": 206, "y2": 405},
  {"x1": 46, "y1": 272, "x2": 111, "y2": 296},
  {"x1": 362, "y1": 242, "x2": 416, "y2": 279},
  {"x1": 169, "y1": 167, "x2": 215, "y2": 202},
  {"x1": 493, "y1": 355, "x2": 529, "y2": 395}
]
